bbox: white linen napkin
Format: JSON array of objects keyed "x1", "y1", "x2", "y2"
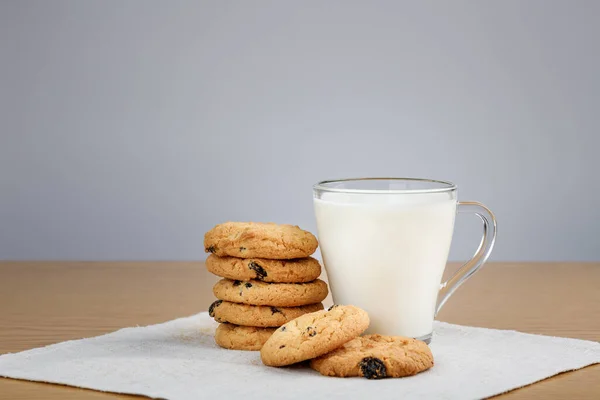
[{"x1": 0, "y1": 313, "x2": 598, "y2": 400}]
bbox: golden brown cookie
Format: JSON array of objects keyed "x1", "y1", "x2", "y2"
[
  {"x1": 260, "y1": 305, "x2": 369, "y2": 367},
  {"x1": 214, "y1": 323, "x2": 276, "y2": 351},
  {"x1": 310, "y1": 334, "x2": 434, "y2": 379},
  {"x1": 204, "y1": 222, "x2": 318, "y2": 259},
  {"x1": 209, "y1": 300, "x2": 324, "y2": 327},
  {"x1": 206, "y1": 254, "x2": 321, "y2": 283},
  {"x1": 213, "y1": 278, "x2": 328, "y2": 307}
]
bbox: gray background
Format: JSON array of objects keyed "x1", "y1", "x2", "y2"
[{"x1": 1, "y1": 1, "x2": 598, "y2": 261}]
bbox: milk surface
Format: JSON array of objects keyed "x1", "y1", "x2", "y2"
[{"x1": 314, "y1": 193, "x2": 456, "y2": 338}]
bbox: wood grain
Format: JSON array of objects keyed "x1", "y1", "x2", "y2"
[{"x1": 0, "y1": 262, "x2": 598, "y2": 399}]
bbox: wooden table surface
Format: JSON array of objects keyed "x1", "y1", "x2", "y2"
[{"x1": 0, "y1": 262, "x2": 598, "y2": 399}]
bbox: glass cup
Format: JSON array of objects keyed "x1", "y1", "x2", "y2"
[{"x1": 313, "y1": 178, "x2": 496, "y2": 343}]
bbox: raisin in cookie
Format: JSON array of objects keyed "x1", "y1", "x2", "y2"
[
  {"x1": 204, "y1": 222, "x2": 318, "y2": 259},
  {"x1": 209, "y1": 300, "x2": 324, "y2": 327},
  {"x1": 213, "y1": 278, "x2": 328, "y2": 307},
  {"x1": 260, "y1": 305, "x2": 369, "y2": 367},
  {"x1": 206, "y1": 255, "x2": 321, "y2": 283},
  {"x1": 214, "y1": 323, "x2": 276, "y2": 351},
  {"x1": 310, "y1": 334, "x2": 434, "y2": 379}
]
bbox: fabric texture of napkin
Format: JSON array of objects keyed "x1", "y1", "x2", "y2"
[{"x1": 0, "y1": 312, "x2": 598, "y2": 399}]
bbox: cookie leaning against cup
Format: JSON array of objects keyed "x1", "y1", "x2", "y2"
[
  {"x1": 206, "y1": 254, "x2": 321, "y2": 283},
  {"x1": 204, "y1": 222, "x2": 318, "y2": 259},
  {"x1": 213, "y1": 278, "x2": 328, "y2": 307},
  {"x1": 310, "y1": 334, "x2": 434, "y2": 379},
  {"x1": 214, "y1": 323, "x2": 276, "y2": 351},
  {"x1": 260, "y1": 305, "x2": 370, "y2": 367},
  {"x1": 209, "y1": 300, "x2": 325, "y2": 328}
]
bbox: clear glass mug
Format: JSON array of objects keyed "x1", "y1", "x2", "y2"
[{"x1": 313, "y1": 178, "x2": 496, "y2": 343}]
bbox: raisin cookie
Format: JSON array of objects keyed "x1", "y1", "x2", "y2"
[
  {"x1": 310, "y1": 334, "x2": 434, "y2": 379},
  {"x1": 204, "y1": 222, "x2": 318, "y2": 259},
  {"x1": 209, "y1": 300, "x2": 324, "y2": 327},
  {"x1": 260, "y1": 305, "x2": 369, "y2": 367},
  {"x1": 214, "y1": 323, "x2": 276, "y2": 351},
  {"x1": 213, "y1": 278, "x2": 328, "y2": 307},
  {"x1": 206, "y1": 255, "x2": 321, "y2": 283}
]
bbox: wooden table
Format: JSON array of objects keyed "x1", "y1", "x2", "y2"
[{"x1": 0, "y1": 262, "x2": 598, "y2": 399}]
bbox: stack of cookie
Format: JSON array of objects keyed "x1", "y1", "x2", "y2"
[{"x1": 204, "y1": 222, "x2": 329, "y2": 351}]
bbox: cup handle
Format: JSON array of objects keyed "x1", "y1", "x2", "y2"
[{"x1": 435, "y1": 201, "x2": 497, "y2": 316}]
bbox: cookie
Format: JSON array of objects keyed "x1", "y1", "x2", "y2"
[
  {"x1": 214, "y1": 323, "x2": 276, "y2": 351},
  {"x1": 206, "y1": 255, "x2": 321, "y2": 283},
  {"x1": 310, "y1": 334, "x2": 434, "y2": 379},
  {"x1": 260, "y1": 305, "x2": 369, "y2": 367},
  {"x1": 213, "y1": 278, "x2": 328, "y2": 307},
  {"x1": 204, "y1": 222, "x2": 318, "y2": 259},
  {"x1": 209, "y1": 300, "x2": 324, "y2": 327}
]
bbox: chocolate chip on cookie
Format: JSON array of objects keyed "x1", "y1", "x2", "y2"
[
  {"x1": 359, "y1": 357, "x2": 387, "y2": 379},
  {"x1": 208, "y1": 300, "x2": 223, "y2": 317},
  {"x1": 248, "y1": 261, "x2": 268, "y2": 280}
]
